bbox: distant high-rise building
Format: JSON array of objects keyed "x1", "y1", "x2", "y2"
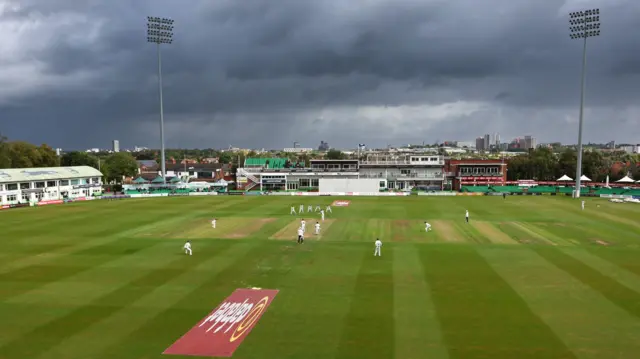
[
  {"x1": 495, "y1": 133, "x2": 500, "y2": 146},
  {"x1": 475, "y1": 137, "x2": 485, "y2": 151},
  {"x1": 318, "y1": 141, "x2": 329, "y2": 151},
  {"x1": 523, "y1": 136, "x2": 537, "y2": 149},
  {"x1": 483, "y1": 134, "x2": 491, "y2": 150},
  {"x1": 112, "y1": 140, "x2": 120, "y2": 152}
]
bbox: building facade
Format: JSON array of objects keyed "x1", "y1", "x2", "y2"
[
  {"x1": 112, "y1": 140, "x2": 120, "y2": 152},
  {"x1": 359, "y1": 154, "x2": 445, "y2": 190},
  {"x1": 236, "y1": 158, "x2": 359, "y2": 191},
  {"x1": 0, "y1": 166, "x2": 103, "y2": 205},
  {"x1": 446, "y1": 159, "x2": 508, "y2": 190}
]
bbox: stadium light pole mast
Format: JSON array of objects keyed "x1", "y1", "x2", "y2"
[
  {"x1": 569, "y1": 9, "x2": 600, "y2": 198},
  {"x1": 147, "y1": 16, "x2": 174, "y2": 184}
]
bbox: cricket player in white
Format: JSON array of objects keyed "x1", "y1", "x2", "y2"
[
  {"x1": 465, "y1": 210, "x2": 469, "y2": 223},
  {"x1": 315, "y1": 205, "x2": 321, "y2": 212},
  {"x1": 297, "y1": 227, "x2": 304, "y2": 244},
  {"x1": 299, "y1": 204, "x2": 304, "y2": 213},
  {"x1": 425, "y1": 222, "x2": 432, "y2": 232},
  {"x1": 320, "y1": 210, "x2": 325, "y2": 221},
  {"x1": 581, "y1": 200, "x2": 585, "y2": 210},
  {"x1": 307, "y1": 205, "x2": 313, "y2": 213},
  {"x1": 301, "y1": 219, "x2": 306, "y2": 232},
  {"x1": 374, "y1": 238, "x2": 382, "y2": 256},
  {"x1": 211, "y1": 218, "x2": 217, "y2": 228},
  {"x1": 184, "y1": 241, "x2": 192, "y2": 255},
  {"x1": 290, "y1": 206, "x2": 296, "y2": 215},
  {"x1": 326, "y1": 205, "x2": 332, "y2": 213},
  {"x1": 315, "y1": 222, "x2": 320, "y2": 235}
]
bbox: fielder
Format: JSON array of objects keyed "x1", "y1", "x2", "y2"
[
  {"x1": 184, "y1": 240, "x2": 192, "y2": 255},
  {"x1": 581, "y1": 200, "x2": 585, "y2": 210},
  {"x1": 325, "y1": 205, "x2": 332, "y2": 213},
  {"x1": 301, "y1": 219, "x2": 306, "y2": 232},
  {"x1": 299, "y1": 204, "x2": 304, "y2": 213},
  {"x1": 465, "y1": 210, "x2": 469, "y2": 223},
  {"x1": 315, "y1": 221, "x2": 321, "y2": 235},
  {"x1": 424, "y1": 222, "x2": 432, "y2": 232},
  {"x1": 211, "y1": 218, "x2": 217, "y2": 228},
  {"x1": 290, "y1": 206, "x2": 296, "y2": 215},
  {"x1": 307, "y1": 205, "x2": 313, "y2": 213},
  {"x1": 320, "y1": 210, "x2": 325, "y2": 221},
  {"x1": 315, "y1": 205, "x2": 321, "y2": 212},
  {"x1": 297, "y1": 227, "x2": 304, "y2": 244},
  {"x1": 374, "y1": 238, "x2": 382, "y2": 256}
]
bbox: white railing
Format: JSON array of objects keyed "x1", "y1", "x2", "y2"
[
  {"x1": 360, "y1": 160, "x2": 445, "y2": 166},
  {"x1": 359, "y1": 173, "x2": 445, "y2": 180}
]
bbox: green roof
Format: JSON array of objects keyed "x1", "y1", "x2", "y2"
[
  {"x1": 170, "y1": 177, "x2": 181, "y2": 183},
  {"x1": 132, "y1": 177, "x2": 148, "y2": 183},
  {"x1": 244, "y1": 158, "x2": 302, "y2": 169},
  {"x1": 0, "y1": 166, "x2": 103, "y2": 184},
  {"x1": 151, "y1": 176, "x2": 165, "y2": 183}
]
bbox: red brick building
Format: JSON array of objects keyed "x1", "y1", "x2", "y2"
[{"x1": 446, "y1": 159, "x2": 508, "y2": 190}]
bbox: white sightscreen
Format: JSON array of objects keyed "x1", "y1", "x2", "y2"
[{"x1": 319, "y1": 178, "x2": 381, "y2": 193}]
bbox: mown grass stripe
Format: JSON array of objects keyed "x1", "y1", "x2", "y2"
[
  {"x1": 0, "y1": 241, "x2": 235, "y2": 358},
  {"x1": 36, "y1": 242, "x2": 256, "y2": 359},
  {"x1": 419, "y1": 246, "x2": 576, "y2": 358},
  {"x1": 481, "y1": 247, "x2": 640, "y2": 359},
  {"x1": 452, "y1": 220, "x2": 489, "y2": 244},
  {"x1": 394, "y1": 245, "x2": 448, "y2": 359},
  {"x1": 96, "y1": 242, "x2": 273, "y2": 359},
  {"x1": 0, "y1": 237, "x2": 164, "y2": 302},
  {"x1": 588, "y1": 247, "x2": 640, "y2": 277},
  {"x1": 561, "y1": 248, "x2": 640, "y2": 295},
  {"x1": 335, "y1": 244, "x2": 394, "y2": 359},
  {"x1": 517, "y1": 223, "x2": 575, "y2": 247},
  {"x1": 534, "y1": 246, "x2": 640, "y2": 320}
]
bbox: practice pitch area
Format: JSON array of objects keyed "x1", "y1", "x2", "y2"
[{"x1": 1, "y1": 195, "x2": 640, "y2": 359}]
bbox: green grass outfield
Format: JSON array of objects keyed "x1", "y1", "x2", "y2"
[{"x1": 1, "y1": 195, "x2": 640, "y2": 359}]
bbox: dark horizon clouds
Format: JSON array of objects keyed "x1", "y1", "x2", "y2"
[{"x1": 1, "y1": 0, "x2": 639, "y2": 150}]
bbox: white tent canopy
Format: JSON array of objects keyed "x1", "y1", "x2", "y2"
[
  {"x1": 580, "y1": 175, "x2": 591, "y2": 181},
  {"x1": 557, "y1": 175, "x2": 573, "y2": 181},
  {"x1": 616, "y1": 176, "x2": 635, "y2": 183}
]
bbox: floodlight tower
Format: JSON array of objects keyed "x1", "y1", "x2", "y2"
[
  {"x1": 147, "y1": 16, "x2": 174, "y2": 184},
  {"x1": 569, "y1": 9, "x2": 600, "y2": 198}
]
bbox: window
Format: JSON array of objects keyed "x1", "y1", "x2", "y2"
[
  {"x1": 6, "y1": 183, "x2": 18, "y2": 190},
  {"x1": 7, "y1": 195, "x2": 17, "y2": 202},
  {"x1": 60, "y1": 180, "x2": 69, "y2": 186},
  {"x1": 70, "y1": 179, "x2": 79, "y2": 185},
  {"x1": 380, "y1": 181, "x2": 386, "y2": 188},
  {"x1": 92, "y1": 177, "x2": 100, "y2": 183},
  {"x1": 20, "y1": 183, "x2": 30, "y2": 189},
  {"x1": 47, "y1": 181, "x2": 56, "y2": 187},
  {"x1": 21, "y1": 193, "x2": 29, "y2": 201},
  {"x1": 401, "y1": 169, "x2": 411, "y2": 175},
  {"x1": 299, "y1": 178, "x2": 310, "y2": 187},
  {"x1": 310, "y1": 178, "x2": 319, "y2": 187},
  {"x1": 35, "y1": 182, "x2": 45, "y2": 188}
]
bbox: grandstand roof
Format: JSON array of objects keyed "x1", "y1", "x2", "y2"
[{"x1": 0, "y1": 166, "x2": 103, "y2": 184}]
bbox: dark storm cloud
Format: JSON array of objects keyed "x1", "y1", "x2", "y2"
[{"x1": 1, "y1": 0, "x2": 640, "y2": 150}]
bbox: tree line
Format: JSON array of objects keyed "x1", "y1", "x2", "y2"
[
  {"x1": 507, "y1": 147, "x2": 639, "y2": 182},
  {"x1": 0, "y1": 134, "x2": 138, "y2": 184}
]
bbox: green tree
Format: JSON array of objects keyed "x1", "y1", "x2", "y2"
[
  {"x1": 582, "y1": 151, "x2": 607, "y2": 182},
  {"x1": 218, "y1": 152, "x2": 233, "y2": 164},
  {"x1": 6, "y1": 141, "x2": 42, "y2": 168},
  {"x1": 37, "y1": 144, "x2": 60, "y2": 167},
  {"x1": 61, "y1": 151, "x2": 100, "y2": 169},
  {"x1": 0, "y1": 133, "x2": 9, "y2": 168},
  {"x1": 325, "y1": 149, "x2": 345, "y2": 160},
  {"x1": 529, "y1": 147, "x2": 556, "y2": 180},
  {"x1": 103, "y1": 152, "x2": 138, "y2": 183},
  {"x1": 556, "y1": 148, "x2": 577, "y2": 178}
]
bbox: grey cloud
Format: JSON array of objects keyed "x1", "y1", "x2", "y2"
[{"x1": 1, "y1": 0, "x2": 640, "y2": 150}]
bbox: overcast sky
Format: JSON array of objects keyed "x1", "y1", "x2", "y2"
[{"x1": 1, "y1": 0, "x2": 639, "y2": 150}]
